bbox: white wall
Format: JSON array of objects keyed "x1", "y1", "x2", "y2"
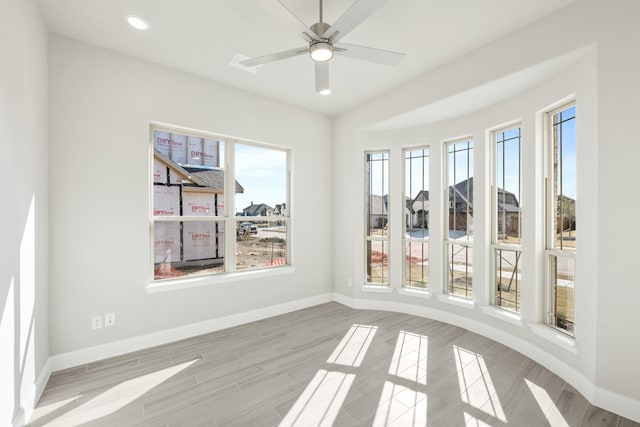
[
  {"x1": 0, "y1": 0, "x2": 49, "y2": 425},
  {"x1": 594, "y1": 0, "x2": 640, "y2": 402},
  {"x1": 48, "y1": 35, "x2": 333, "y2": 355},
  {"x1": 333, "y1": 0, "x2": 640, "y2": 419}
]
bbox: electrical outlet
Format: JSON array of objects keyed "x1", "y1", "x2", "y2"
[
  {"x1": 104, "y1": 312, "x2": 116, "y2": 327},
  {"x1": 91, "y1": 315, "x2": 103, "y2": 330}
]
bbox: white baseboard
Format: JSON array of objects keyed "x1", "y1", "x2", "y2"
[
  {"x1": 332, "y1": 292, "x2": 640, "y2": 423},
  {"x1": 593, "y1": 386, "x2": 640, "y2": 423},
  {"x1": 49, "y1": 293, "x2": 333, "y2": 372},
  {"x1": 12, "y1": 358, "x2": 52, "y2": 427},
  {"x1": 12, "y1": 412, "x2": 24, "y2": 427}
]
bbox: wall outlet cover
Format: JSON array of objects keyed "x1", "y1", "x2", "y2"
[
  {"x1": 91, "y1": 315, "x2": 103, "y2": 330},
  {"x1": 105, "y1": 312, "x2": 116, "y2": 327}
]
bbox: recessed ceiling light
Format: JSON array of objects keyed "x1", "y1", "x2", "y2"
[
  {"x1": 126, "y1": 15, "x2": 150, "y2": 31},
  {"x1": 319, "y1": 89, "x2": 331, "y2": 96}
]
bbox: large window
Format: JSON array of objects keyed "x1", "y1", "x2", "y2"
[
  {"x1": 545, "y1": 103, "x2": 576, "y2": 335},
  {"x1": 491, "y1": 126, "x2": 522, "y2": 312},
  {"x1": 365, "y1": 152, "x2": 389, "y2": 285},
  {"x1": 151, "y1": 126, "x2": 289, "y2": 281},
  {"x1": 404, "y1": 147, "x2": 430, "y2": 289},
  {"x1": 445, "y1": 140, "x2": 474, "y2": 298}
]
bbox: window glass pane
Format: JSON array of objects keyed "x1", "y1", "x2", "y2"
[
  {"x1": 366, "y1": 240, "x2": 388, "y2": 284},
  {"x1": 153, "y1": 185, "x2": 180, "y2": 217},
  {"x1": 405, "y1": 148, "x2": 429, "y2": 237},
  {"x1": 447, "y1": 141, "x2": 474, "y2": 240},
  {"x1": 366, "y1": 152, "x2": 389, "y2": 237},
  {"x1": 495, "y1": 128, "x2": 521, "y2": 244},
  {"x1": 447, "y1": 244, "x2": 473, "y2": 298},
  {"x1": 404, "y1": 147, "x2": 429, "y2": 289},
  {"x1": 495, "y1": 248, "x2": 521, "y2": 312},
  {"x1": 550, "y1": 255, "x2": 575, "y2": 335},
  {"x1": 235, "y1": 144, "x2": 287, "y2": 218},
  {"x1": 235, "y1": 219, "x2": 288, "y2": 271},
  {"x1": 154, "y1": 220, "x2": 225, "y2": 280},
  {"x1": 552, "y1": 107, "x2": 576, "y2": 252},
  {"x1": 405, "y1": 241, "x2": 428, "y2": 288}
]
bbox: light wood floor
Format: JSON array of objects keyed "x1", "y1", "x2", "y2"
[{"x1": 29, "y1": 302, "x2": 638, "y2": 427}]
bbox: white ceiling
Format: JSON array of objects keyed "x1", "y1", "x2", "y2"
[{"x1": 37, "y1": 0, "x2": 574, "y2": 116}]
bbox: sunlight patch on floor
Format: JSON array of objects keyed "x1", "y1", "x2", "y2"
[
  {"x1": 372, "y1": 381, "x2": 427, "y2": 427},
  {"x1": 326, "y1": 324, "x2": 377, "y2": 367},
  {"x1": 463, "y1": 411, "x2": 493, "y2": 426},
  {"x1": 28, "y1": 396, "x2": 79, "y2": 424},
  {"x1": 388, "y1": 331, "x2": 428, "y2": 385},
  {"x1": 525, "y1": 378, "x2": 569, "y2": 427},
  {"x1": 454, "y1": 345, "x2": 506, "y2": 422},
  {"x1": 44, "y1": 359, "x2": 199, "y2": 426},
  {"x1": 279, "y1": 369, "x2": 355, "y2": 427}
]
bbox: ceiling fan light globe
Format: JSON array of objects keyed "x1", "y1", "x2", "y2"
[
  {"x1": 310, "y1": 42, "x2": 333, "y2": 62},
  {"x1": 319, "y1": 89, "x2": 331, "y2": 95}
]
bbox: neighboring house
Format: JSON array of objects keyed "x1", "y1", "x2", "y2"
[
  {"x1": 496, "y1": 187, "x2": 521, "y2": 237},
  {"x1": 274, "y1": 203, "x2": 287, "y2": 216},
  {"x1": 367, "y1": 194, "x2": 388, "y2": 230},
  {"x1": 243, "y1": 202, "x2": 274, "y2": 217},
  {"x1": 411, "y1": 190, "x2": 429, "y2": 228},
  {"x1": 446, "y1": 177, "x2": 520, "y2": 237},
  {"x1": 405, "y1": 197, "x2": 414, "y2": 229},
  {"x1": 153, "y1": 149, "x2": 244, "y2": 266},
  {"x1": 556, "y1": 194, "x2": 576, "y2": 234}
]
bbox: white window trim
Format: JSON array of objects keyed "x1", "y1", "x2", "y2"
[
  {"x1": 490, "y1": 124, "x2": 523, "y2": 313},
  {"x1": 402, "y1": 145, "x2": 430, "y2": 291},
  {"x1": 148, "y1": 122, "x2": 291, "y2": 289},
  {"x1": 543, "y1": 101, "x2": 576, "y2": 336},
  {"x1": 481, "y1": 305, "x2": 523, "y2": 327},
  {"x1": 529, "y1": 323, "x2": 577, "y2": 354},
  {"x1": 147, "y1": 266, "x2": 296, "y2": 293},
  {"x1": 397, "y1": 287, "x2": 432, "y2": 299},
  {"x1": 364, "y1": 150, "x2": 390, "y2": 286},
  {"x1": 443, "y1": 138, "x2": 474, "y2": 299},
  {"x1": 361, "y1": 284, "x2": 394, "y2": 294},
  {"x1": 437, "y1": 293, "x2": 475, "y2": 309}
]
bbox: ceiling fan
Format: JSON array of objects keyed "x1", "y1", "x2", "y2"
[{"x1": 241, "y1": 0, "x2": 405, "y2": 95}]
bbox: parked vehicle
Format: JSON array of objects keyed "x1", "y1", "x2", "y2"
[{"x1": 240, "y1": 222, "x2": 258, "y2": 234}]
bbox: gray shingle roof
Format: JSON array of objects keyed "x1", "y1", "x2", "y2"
[
  {"x1": 190, "y1": 169, "x2": 244, "y2": 193},
  {"x1": 154, "y1": 149, "x2": 244, "y2": 193},
  {"x1": 242, "y1": 203, "x2": 273, "y2": 216}
]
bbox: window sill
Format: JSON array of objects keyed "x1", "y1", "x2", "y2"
[
  {"x1": 361, "y1": 285, "x2": 393, "y2": 294},
  {"x1": 437, "y1": 294, "x2": 475, "y2": 309},
  {"x1": 146, "y1": 266, "x2": 296, "y2": 293},
  {"x1": 529, "y1": 323, "x2": 577, "y2": 354},
  {"x1": 397, "y1": 287, "x2": 432, "y2": 299},
  {"x1": 481, "y1": 306, "x2": 523, "y2": 327}
]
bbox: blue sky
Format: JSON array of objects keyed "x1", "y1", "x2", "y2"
[{"x1": 233, "y1": 143, "x2": 287, "y2": 213}]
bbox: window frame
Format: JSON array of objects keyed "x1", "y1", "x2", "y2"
[
  {"x1": 443, "y1": 138, "x2": 474, "y2": 299},
  {"x1": 544, "y1": 101, "x2": 577, "y2": 336},
  {"x1": 402, "y1": 145, "x2": 430, "y2": 290},
  {"x1": 149, "y1": 123, "x2": 291, "y2": 285},
  {"x1": 364, "y1": 150, "x2": 390, "y2": 286},
  {"x1": 490, "y1": 124, "x2": 522, "y2": 313}
]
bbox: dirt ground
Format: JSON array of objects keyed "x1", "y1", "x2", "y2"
[{"x1": 236, "y1": 234, "x2": 287, "y2": 270}]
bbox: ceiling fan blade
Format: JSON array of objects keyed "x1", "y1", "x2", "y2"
[
  {"x1": 240, "y1": 46, "x2": 308, "y2": 67},
  {"x1": 261, "y1": 0, "x2": 320, "y2": 41},
  {"x1": 315, "y1": 61, "x2": 330, "y2": 94},
  {"x1": 323, "y1": 0, "x2": 389, "y2": 42},
  {"x1": 334, "y1": 42, "x2": 405, "y2": 66}
]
